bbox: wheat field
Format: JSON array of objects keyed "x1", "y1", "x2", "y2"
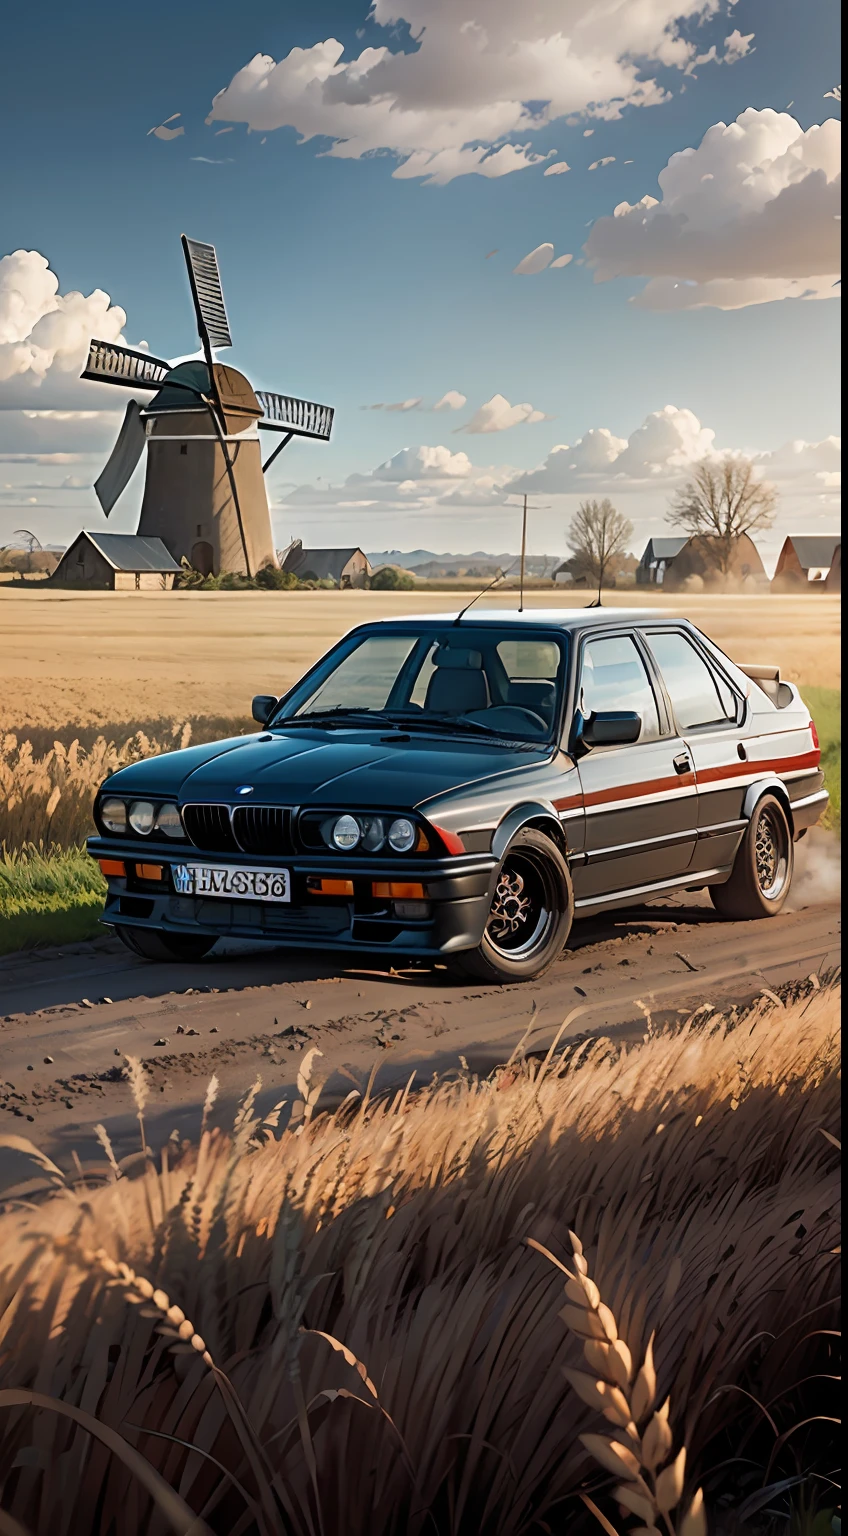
[
  {"x1": 0, "y1": 983, "x2": 840, "y2": 1536},
  {"x1": 0, "y1": 588, "x2": 840, "y2": 729}
]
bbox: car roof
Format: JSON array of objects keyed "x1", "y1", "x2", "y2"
[{"x1": 358, "y1": 607, "x2": 686, "y2": 632}]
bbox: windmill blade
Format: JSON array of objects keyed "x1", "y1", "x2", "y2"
[
  {"x1": 256, "y1": 391, "x2": 334, "y2": 442},
  {"x1": 82, "y1": 340, "x2": 171, "y2": 390},
  {"x1": 94, "y1": 401, "x2": 147, "y2": 515},
  {"x1": 182, "y1": 235, "x2": 232, "y2": 350}
]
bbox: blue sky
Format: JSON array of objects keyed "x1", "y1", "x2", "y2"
[{"x1": 0, "y1": 0, "x2": 840, "y2": 564}]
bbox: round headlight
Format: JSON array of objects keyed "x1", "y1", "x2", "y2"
[
  {"x1": 100, "y1": 797, "x2": 127, "y2": 833},
  {"x1": 332, "y1": 814, "x2": 361, "y2": 850},
  {"x1": 361, "y1": 815, "x2": 385, "y2": 852},
  {"x1": 388, "y1": 817, "x2": 416, "y2": 853},
  {"x1": 155, "y1": 803, "x2": 184, "y2": 839},
  {"x1": 128, "y1": 800, "x2": 156, "y2": 836}
]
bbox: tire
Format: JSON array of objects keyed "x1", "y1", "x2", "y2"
[
  {"x1": 454, "y1": 827, "x2": 573, "y2": 983},
  {"x1": 115, "y1": 926, "x2": 217, "y2": 962},
  {"x1": 709, "y1": 793, "x2": 794, "y2": 920}
]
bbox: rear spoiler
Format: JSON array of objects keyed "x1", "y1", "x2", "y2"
[{"x1": 738, "y1": 664, "x2": 796, "y2": 709}]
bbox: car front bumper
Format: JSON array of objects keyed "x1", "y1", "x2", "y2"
[{"x1": 87, "y1": 837, "x2": 499, "y2": 957}]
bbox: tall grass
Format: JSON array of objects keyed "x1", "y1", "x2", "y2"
[
  {"x1": 0, "y1": 718, "x2": 251, "y2": 852},
  {"x1": 0, "y1": 985, "x2": 840, "y2": 1535}
]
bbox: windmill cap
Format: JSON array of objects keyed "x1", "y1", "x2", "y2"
[{"x1": 146, "y1": 360, "x2": 261, "y2": 418}]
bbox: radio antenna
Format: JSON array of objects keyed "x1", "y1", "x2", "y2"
[{"x1": 453, "y1": 559, "x2": 517, "y2": 625}]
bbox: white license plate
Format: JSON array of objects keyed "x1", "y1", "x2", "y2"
[{"x1": 172, "y1": 863, "x2": 291, "y2": 902}]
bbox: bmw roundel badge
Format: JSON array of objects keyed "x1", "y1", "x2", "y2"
[{"x1": 236, "y1": 785, "x2": 254, "y2": 796}]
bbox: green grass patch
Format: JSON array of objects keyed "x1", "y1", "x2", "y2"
[
  {"x1": 801, "y1": 687, "x2": 841, "y2": 833},
  {"x1": 0, "y1": 845, "x2": 106, "y2": 955}
]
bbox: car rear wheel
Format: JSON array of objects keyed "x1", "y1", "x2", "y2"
[
  {"x1": 454, "y1": 828, "x2": 573, "y2": 983},
  {"x1": 709, "y1": 793, "x2": 793, "y2": 920},
  {"x1": 115, "y1": 926, "x2": 217, "y2": 962}
]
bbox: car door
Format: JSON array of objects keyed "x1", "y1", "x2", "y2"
[
  {"x1": 570, "y1": 630, "x2": 699, "y2": 904},
  {"x1": 641, "y1": 629, "x2": 747, "y2": 877}
]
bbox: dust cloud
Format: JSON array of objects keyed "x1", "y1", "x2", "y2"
[{"x1": 788, "y1": 827, "x2": 842, "y2": 909}]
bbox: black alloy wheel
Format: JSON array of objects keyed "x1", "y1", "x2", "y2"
[
  {"x1": 455, "y1": 827, "x2": 573, "y2": 982},
  {"x1": 115, "y1": 926, "x2": 218, "y2": 962},
  {"x1": 710, "y1": 793, "x2": 794, "y2": 920}
]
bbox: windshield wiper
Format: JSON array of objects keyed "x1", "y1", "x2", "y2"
[{"x1": 270, "y1": 708, "x2": 416, "y2": 729}]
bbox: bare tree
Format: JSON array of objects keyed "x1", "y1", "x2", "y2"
[
  {"x1": 566, "y1": 499, "x2": 634, "y2": 602},
  {"x1": 667, "y1": 455, "x2": 777, "y2": 576}
]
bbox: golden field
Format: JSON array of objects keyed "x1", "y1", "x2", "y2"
[
  {"x1": 0, "y1": 984, "x2": 840, "y2": 1535},
  {"x1": 0, "y1": 587, "x2": 841, "y2": 729}
]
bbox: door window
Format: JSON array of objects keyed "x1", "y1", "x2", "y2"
[
  {"x1": 647, "y1": 631, "x2": 736, "y2": 729},
  {"x1": 578, "y1": 635, "x2": 661, "y2": 742}
]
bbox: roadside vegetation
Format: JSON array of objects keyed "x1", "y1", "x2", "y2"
[
  {"x1": 0, "y1": 981, "x2": 840, "y2": 1534},
  {"x1": 802, "y1": 687, "x2": 841, "y2": 831}
]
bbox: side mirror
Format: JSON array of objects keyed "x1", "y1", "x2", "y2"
[
  {"x1": 252, "y1": 694, "x2": 278, "y2": 726},
  {"x1": 581, "y1": 710, "x2": 641, "y2": 747}
]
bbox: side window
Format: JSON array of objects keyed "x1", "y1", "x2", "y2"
[
  {"x1": 647, "y1": 631, "x2": 736, "y2": 730},
  {"x1": 579, "y1": 635, "x2": 661, "y2": 742}
]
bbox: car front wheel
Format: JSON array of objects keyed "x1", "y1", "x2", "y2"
[
  {"x1": 709, "y1": 793, "x2": 794, "y2": 920},
  {"x1": 115, "y1": 926, "x2": 218, "y2": 962},
  {"x1": 454, "y1": 827, "x2": 573, "y2": 983}
]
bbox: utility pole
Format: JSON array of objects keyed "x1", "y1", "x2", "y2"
[{"x1": 507, "y1": 495, "x2": 550, "y2": 612}]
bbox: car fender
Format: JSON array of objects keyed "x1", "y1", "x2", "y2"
[
  {"x1": 491, "y1": 802, "x2": 566, "y2": 862},
  {"x1": 742, "y1": 776, "x2": 793, "y2": 829}
]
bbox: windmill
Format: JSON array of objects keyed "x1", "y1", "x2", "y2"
[{"x1": 81, "y1": 235, "x2": 334, "y2": 577}]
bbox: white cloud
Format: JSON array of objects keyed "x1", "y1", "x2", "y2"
[
  {"x1": 544, "y1": 161, "x2": 571, "y2": 176},
  {"x1": 585, "y1": 108, "x2": 841, "y2": 309},
  {"x1": 0, "y1": 250, "x2": 130, "y2": 408},
  {"x1": 371, "y1": 444, "x2": 473, "y2": 481},
  {"x1": 589, "y1": 157, "x2": 616, "y2": 169},
  {"x1": 724, "y1": 29, "x2": 755, "y2": 63},
  {"x1": 509, "y1": 405, "x2": 719, "y2": 492},
  {"x1": 458, "y1": 394, "x2": 549, "y2": 435},
  {"x1": 433, "y1": 391, "x2": 467, "y2": 411},
  {"x1": 386, "y1": 397, "x2": 423, "y2": 412},
  {"x1": 550, "y1": 254, "x2": 574, "y2": 268},
  {"x1": 207, "y1": 2, "x2": 739, "y2": 184},
  {"x1": 514, "y1": 244, "x2": 554, "y2": 275},
  {"x1": 148, "y1": 114, "x2": 184, "y2": 140},
  {"x1": 583, "y1": 129, "x2": 595, "y2": 138}
]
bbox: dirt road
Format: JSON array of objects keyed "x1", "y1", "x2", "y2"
[{"x1": 1, "y1": 889, "x2": 839, "y2": 1186}]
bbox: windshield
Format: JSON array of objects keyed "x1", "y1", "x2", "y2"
[{"x1": 274, "y1": 627, "x2": 568, "y2": 743}]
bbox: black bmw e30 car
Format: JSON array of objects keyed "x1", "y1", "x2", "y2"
[{"x1": 88, "y1": 609, "x2": 828, "y2": 983}]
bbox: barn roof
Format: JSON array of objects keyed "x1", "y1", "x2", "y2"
[
  {"x1": 80, "y1": 532, "x2": 181, "y2": 572},
  {"x1": 783, "y1": 535, "x2": 841, "y2": 571},
  {"x1": 282, "y1": 546, "x2": 369, "y2": 581},
  {"x1": 640, "y1": 537, "x2": 689, "y2": 563}
]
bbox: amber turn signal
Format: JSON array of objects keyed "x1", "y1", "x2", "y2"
[
  {"x1": 135, "y1": 863, "x2": 165, "y2": 881},
  {"x1": 307, "y1": 877, "x2": 354, "y2": 896},
  {"x1": 372, "y1": 881, "x2": 426, "y2": 900},
  {"x1": 97, "y1": 858, "x2": 126, "y2": 878}
]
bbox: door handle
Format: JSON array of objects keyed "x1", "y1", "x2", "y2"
[{"x1": 673, "y1": 752, "x2": 692, "y2": 775}]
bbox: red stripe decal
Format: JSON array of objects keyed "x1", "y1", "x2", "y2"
[{"x1": 554, "y1": 746, "x2": 820, "y2": 814}]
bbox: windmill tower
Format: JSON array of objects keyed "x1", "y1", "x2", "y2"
[{"x1": 81, "y1": 236, "x2": 334, "y2": 577}]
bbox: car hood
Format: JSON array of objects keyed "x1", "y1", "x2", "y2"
[{"x1": 103, "y1": 728, "x2": 553, "y2": 809}]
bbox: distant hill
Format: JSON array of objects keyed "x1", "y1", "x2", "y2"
[{"x1": 368, "y1": 549, "x2": 562, "y2": 577}]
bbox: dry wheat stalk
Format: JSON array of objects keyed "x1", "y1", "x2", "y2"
[{"x1": 529, "y1": 1230, "x2": 707, "y2": 1536}]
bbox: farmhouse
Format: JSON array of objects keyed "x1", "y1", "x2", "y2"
[
  {"x1": 280, "y1": 541, "x2": 372, "y2": 588},
  {"x1": 51, "y1": 531, "x2": 181, "y2": 590},
  {"x1": 635, "y1": 537, "x2": 689, "y2": 586},
  {"x1": 771, "y1": 535, "x2": 842, "y2": 591}
]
